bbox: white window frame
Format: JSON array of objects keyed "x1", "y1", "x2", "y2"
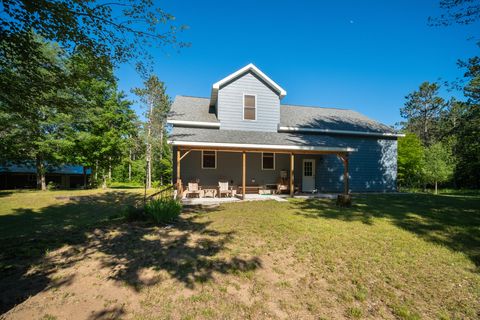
[
  {"x1": 242, "y1": 93, "x2": 257, "y2": 121},
  {"x1": 201, "y1": 150, "x2": 217, "y2": 169},
  {"x1": 261, "y1": 152, "x2": 275, "y2": 170}
]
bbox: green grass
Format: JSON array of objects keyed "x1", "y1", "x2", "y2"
[{"x1": 0, "y1": 191, "x2": 479, "y2": 319}]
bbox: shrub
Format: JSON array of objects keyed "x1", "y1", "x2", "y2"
[
  {"x1": 145, "y1": 198, "x2": 182, "y2": 224},
  {"x1": 122, "y1": 205, "x2": 146, "y2": 221},
  {"x1": 46, "y1": 181, "x2": 59, "y2": 190}
]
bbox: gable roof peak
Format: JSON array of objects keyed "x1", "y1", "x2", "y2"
[{"x1": 210, "y1": 63, "x2": 286, "y2": 106}]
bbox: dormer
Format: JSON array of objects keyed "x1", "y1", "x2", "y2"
[{"x1": 210, "y1": 64, "x2": 286, "y2": 132}]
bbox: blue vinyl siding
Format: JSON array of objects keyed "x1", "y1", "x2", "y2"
[
  {"x1": 217, "y1": 71, "x2": 280, "y2": 132},
  {"x1": 173, "y1": 136, "x2": 397, "y2": 193}
]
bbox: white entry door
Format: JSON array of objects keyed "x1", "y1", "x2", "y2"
[{"x1": 302, "y1": 159, "x2": 315, "y2": 192}]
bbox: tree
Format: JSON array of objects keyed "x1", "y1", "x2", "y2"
[
  {"x1": 75, "y1": 89, "x2": 137, "y2": 189},
  {"x1": 1, "y1": 0, "x2": 188, "y2": 74},
  {"x1": 453, "y1": 57, "x2": 480, "y2": 188},
  {"x1": 0, "y1": 36, "x2": 80, "y2": 189},
  {"x1": 429, "y1": 0, "x2": 480, "y2": 26},
  {"x1": 423, "y1": 142, "x2": 454, "y2": 194},
  {"x1": 397, "y1": 133, "x2": 425, "y2": 189},
  {"x1": 400, "y1": 82, "x2": 447, "y2": 146},
  {"x1": 133, "y1": 75, "x2": 171, "y2": 188}
]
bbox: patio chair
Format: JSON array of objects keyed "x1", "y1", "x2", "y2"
[
  {"x1": 185, "y1": 182, "x2": 203, "y2": 198},
  {"x1": 218, "y1": 181, "x2": 233, "y2": 198}
]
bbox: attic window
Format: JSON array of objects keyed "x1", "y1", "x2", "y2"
[{"x1": 243, "y1": 94, "x2": 256, "y2": 120}]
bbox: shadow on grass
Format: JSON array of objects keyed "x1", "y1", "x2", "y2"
[
  {"x1": 108, "y1": 185, "x2": 144, "y2": 190},
  {"x1": 0, "y1": 190, "x2": 14, "y2": 197},
  {"x1": 0, "y1": 192, "x2": 260, "y2": 315},
  {"x1": 291, "y1": 193, "x2": 480, "y2": 269}
]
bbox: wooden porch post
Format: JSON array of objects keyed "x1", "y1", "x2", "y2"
[
  {"x1": 242, "y1": 151, "x2": 246, "y2": 200},
  {"x1": 342, "y1": 153, "x2": 349, "y2": 195},
  {"x1": 290, "y1": 153, "x2": 294, "y2": 197},
  {"x1": 176, "y1": 149, "x2": 182, "y2": 196}
]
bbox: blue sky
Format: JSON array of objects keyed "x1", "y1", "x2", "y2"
[{"x1": 115, "y1": 0, "x2": 479, "y2": 126}]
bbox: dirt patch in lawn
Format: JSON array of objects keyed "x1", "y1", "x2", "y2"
[
  {"x1": 1, "y1": 194, "x2": 479, "y2": 319},
  {"x1": 1, "y1": 213, "x2": 264, "y2": 319}
]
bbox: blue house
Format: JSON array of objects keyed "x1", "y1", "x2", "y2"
[
  {"x1": 168, "y1": 64, "x2": 402, "y2": 198},
  {"x1": 0, "y1": 163, "x2": 91, "y2": 189}
]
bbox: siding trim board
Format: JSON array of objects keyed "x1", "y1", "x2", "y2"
[{"x1": 169, "y1": 141, "x2": 357, "y2": 153}]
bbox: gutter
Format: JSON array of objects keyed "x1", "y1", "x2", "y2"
[
  {"x1": 278, "y1": 126, "x2": 405, "y2": 138},
  {"x1": 167, "y1": 120, "x2": 220, "y2": 129}
]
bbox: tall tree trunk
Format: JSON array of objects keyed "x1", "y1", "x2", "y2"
[
  {"x1": 108, "y1": 157, "x2": 112, "y2": 181},
  {"x1": 159, "y1": 127, "x2": 163, "y2": 186},
  {"x1": 35, "y1": 156, "x2": 46, "y2": 191},
  {"x1": 83, "y1": 166, "x2": 87, "y2": 189},
  {"x1": 94, "y1": 161, "x2": 98, "y2": 181},
  {"x1": 128, "y1": 149, "x2": 132, "y2": 182},
  {"x1": 145, "y1": 101, "x2": 153, "y2": 189},
  {"x1": 102, "y1": 171, "x2": 107, "y2": 189},
  {"x1": 434, "y1": 181, "x2": 438, "y2": 195}
]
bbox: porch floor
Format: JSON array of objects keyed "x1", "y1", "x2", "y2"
[{"x1": 181, "y1": 193, "x2": 340, "y2": 205}]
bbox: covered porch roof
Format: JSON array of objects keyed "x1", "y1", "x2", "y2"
[
  {"x1": 168, "y1": 127, "x2": 357, "y2": 154},
  {"x1": 170, "y1": 127, "x2": 355, "y2": 199}
]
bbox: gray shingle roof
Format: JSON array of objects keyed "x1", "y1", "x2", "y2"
[
  {"x1": 170, "y1": 127, "x2": 353, "y2": 149},
  {"x1": 169, "y1": 96, "x2": 394, "y2": 133},
  {"x1": 280, "y1": 104, "x2": 394, "y2": 133},
  {"x1": 169, "y1": 96, "x2": 218, "y2": 122}
]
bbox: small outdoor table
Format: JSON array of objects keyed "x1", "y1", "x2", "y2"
[
  {"x1": 237, "y1": 186, "x2": 261, "y2": 194},
  {"x1": 203, "y1": 188, "x2": 217, "y2": 198}
]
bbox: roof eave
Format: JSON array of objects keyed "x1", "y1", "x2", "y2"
[
  {"x1": 168, "y1": 140, "x2": 356, "y2": 153},
  {"x1": 210, "y1": 63, "x2": 286, "y2": 106}
]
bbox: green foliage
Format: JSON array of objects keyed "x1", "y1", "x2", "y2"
[
  {"x1": 46, "y1": 181, "x2": 58, "y2": 191},
  {"x1": 0, "y1": 35, "x2": 139, "y2": 189},
  {"x1": 132, "y1": 75, "x2": 172, "y2": 187},
  {"x1": 144, "y1": 198, "x2": 182, "y2": 224},
  {"x1": 1, "y1": 0, "x2": 188, "y2": 73},
  {"x1": 400, "y1": 56, "x2": 480, "y2": 189},
  {"x1": 122, "y1": 205, "x2": 146, "y2": 222},
  {"x1": 453, "y1": 57, "x2": 480, "y2": 188},
  {"x1": 422, "y1": 142, "x2": 454, "y2": 192},
  {"x1": 398, "y1": 133, "x2": 425, "y2": 188},
  {"x1": 400, "y1": 82, "x2": 447, "y2": 146}
]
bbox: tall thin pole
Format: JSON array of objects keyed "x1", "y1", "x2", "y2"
[
  {"x1": 242, "y1": 151, "x2": 246, "y2": 200},
  {"x1": 290, "y1": 153, "x2": 294, "y2": 197}
]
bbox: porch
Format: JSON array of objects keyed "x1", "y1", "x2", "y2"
[{"x1": 173, "y1": 143, "x2": 355, "y2": 200}]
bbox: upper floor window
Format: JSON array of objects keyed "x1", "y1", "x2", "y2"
[
  {"x1": 202, "y1": 151, "x2": 217, "y2": 169},
  {"x1": 243, "y1": 94, "x2": 256, "y2": 120},
  {"x1": 262, "y1": 152, "x2": 275, "y2": 170}
]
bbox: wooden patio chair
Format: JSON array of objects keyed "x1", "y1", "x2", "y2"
[
  {"x1": 185, "y1": 182, "x2": 203, "y2": 198},
  {"x1": 218, "y1": 181, "x2": 233, "y2": 198}
]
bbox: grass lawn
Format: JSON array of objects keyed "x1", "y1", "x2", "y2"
[{"x1": 0, "y1": 190, "x2": 479, "y2": 319}]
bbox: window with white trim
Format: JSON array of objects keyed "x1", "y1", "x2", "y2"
[
  {"x1": 262, "y1": 152, "x2": 275, "y2": 170},
  {"x1": 202, "y1": 151, "x2": 216, "y2": 169},
  {"x1": 243, "y1": 94, "x2": 256, "y2": 120}
]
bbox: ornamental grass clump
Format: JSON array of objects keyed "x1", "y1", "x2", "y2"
[{"x1": 144, "y1": 198, "x2": 182, "y2": 224}]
